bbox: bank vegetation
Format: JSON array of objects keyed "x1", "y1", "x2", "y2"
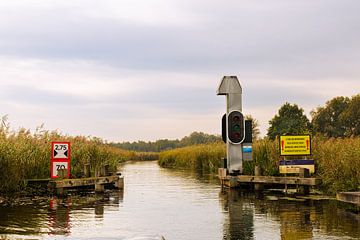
[
  {"x1": 0, "y1": 119, "x2": 157, "y2": 196},
  {"x1": 159, "y1": 137, "x2": 360, "y2": 194}
]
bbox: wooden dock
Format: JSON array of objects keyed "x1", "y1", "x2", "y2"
[
  {"x1": 337, "y1": 192, "x2": 360, "y2": 206},
  {"x1": 236, "y1": 175, "x2": 321, "y2": 186},
  {"x1": 26, "y1": 174, "x2": 124, "y2": 196},
  {"x1": 49, "y1": 175, "x2": 124, "y2": 193},
  {"x1": 218, "y1": 168, "x2": 321, "y2": 194}
]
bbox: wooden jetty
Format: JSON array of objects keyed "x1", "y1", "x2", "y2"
[
  {"x1": 219, "y1": 167, "x2": 321, "y2": 194},
  {"x1": 49, "y1": 174, "x2": 124, "y2": 196},
  {"x1": 337, "y1": 192, "x2": 360, "y2": 206},
  {"x1": 26, "y1": 165, "x2": 124, "y2": 196}
]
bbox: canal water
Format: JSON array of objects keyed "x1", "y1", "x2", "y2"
[{"x1": 1, "y1": 161, "x2": 359, "y2": 239}]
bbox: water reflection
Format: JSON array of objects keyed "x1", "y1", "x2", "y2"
[
  {"x1": 1, "y1": 161, "x2": 360, "y2": 240},
  {"x1": 220, "y1": 188, "x2": 360, "y2": 240},
  {"x1": 0, "y1": 191, "x2": 124, "y2": 237}
]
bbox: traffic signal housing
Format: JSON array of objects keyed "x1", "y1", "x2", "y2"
[{"x1": 228, "y1": 111, "x2": 245, "y2": 144}]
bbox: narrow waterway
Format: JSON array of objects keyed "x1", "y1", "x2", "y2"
[{"x1": 1, "y1": 161, "x2": 359, "y2": 239}]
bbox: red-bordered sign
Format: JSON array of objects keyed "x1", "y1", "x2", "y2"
[
  {"x1": 51, "y1": 142, "x2": 71, "y2": 179},
  {"x1": 50, "y1": 160, "x2": 71, "y2": 179},
  {"x1": 52, "y1": 142, "x2": 71, "y2": 160}
]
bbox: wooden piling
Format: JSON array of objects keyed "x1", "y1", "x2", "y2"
[
  {"x1": 95, "y1": 182, "x2": 105, "y2": 193},
  {"x1": 100, "y1": 164, "x2": 110, "y2": 177},
  {"x1": 254, "y1": 166, "x2": 263, "y2": 191},
  {"x1": 84, "y1": 163, "x2": 91, "y2": 178},
  {"x1": 298, "y1": 168, "x2": 310, "y2": 195},
  {"x1": 58, "y1": 169, "x2": 68, "y2": 179}
]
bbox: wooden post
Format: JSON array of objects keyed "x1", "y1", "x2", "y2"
[
  {"x1": 100, "y1": 164, "x2": 109, "y2": 177},
  {"x1": 58, "y1": 169, "x2": 68, "y2": 179},
  {"x1": 298, "y1": 168, "x2": 310, "y2": 195},
  {"x1": 115, "y1": 177, "x2": 124, "y2": 190},
  {"x1": 228, "y1": 177, "x2": 239, "y2": 188},
  {"x1": 254, "y1": 166, "x2": 263, "y2": 191},
  {"x1": 84, "y1": 163, "x2": 91, "y2": 178},
  {"x1": 95, "y1": 182, "x2": 105, "y2": 193}
]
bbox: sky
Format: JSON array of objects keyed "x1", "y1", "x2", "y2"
[{"x1": 0, "y1": 0, "x2": 359, "y2": 142}]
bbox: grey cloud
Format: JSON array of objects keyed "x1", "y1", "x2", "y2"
[{"x1": 0, "y1": 0, "x2": 359, "y2": 80}]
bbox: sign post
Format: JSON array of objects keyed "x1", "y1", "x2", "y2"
[{"x1": 50, "y1": 142, "x2": 71, "y2": 179}]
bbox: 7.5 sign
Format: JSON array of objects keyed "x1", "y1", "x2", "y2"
[{"x1": 52, "y1": 142, "x2": 70, "y2": 159}]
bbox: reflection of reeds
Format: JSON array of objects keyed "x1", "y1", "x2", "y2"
[
  {"x1": 0, "y1": 120, "x2": 155, "y2": 195},
  {"x1": 159, "y1": 137, "x2": 360, "y2": 194}
]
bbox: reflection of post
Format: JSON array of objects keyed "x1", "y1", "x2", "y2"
[
  {"x1": 220, "y1": 189, "x2": 254, "y2": 240},
  {"x1": 48, "y1": 198, "x2": 71, "y2": 235},
  {"x1": 95, "y1": 204, "x2": 104, "y2": 217},
  {"x1": 279, "y1": 203, "x2": 313, "y2": 239}
]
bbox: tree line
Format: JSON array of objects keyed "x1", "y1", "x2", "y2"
[
  {"x1": 267, "y1": 94, "x2": 360, "y2": 139},
  {"x1": 113, "y1": 93, "x2": 359, "y2": 152},
  {"x1": 111, "y1": 132, "x2": 222, "y2": 152}
]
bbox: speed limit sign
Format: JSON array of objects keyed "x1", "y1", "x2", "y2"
[{"x1": 50, "y1": 161, "x2": 69, "y2": 179}]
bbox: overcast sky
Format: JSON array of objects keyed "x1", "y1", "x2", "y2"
[{"x1": 0, "y1": 0, "x2": 359, "y2": 142}]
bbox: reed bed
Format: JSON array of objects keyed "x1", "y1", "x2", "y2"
[
  {"x1": 313, "y1": 137, "x2": 360, "y2": 193},
  {"x1": 159, "y1": 137, "x2": 360, "y2": 194},
  {"x1": 159, "y1": 142, "x2": 226, "y2": 173},
  {"x1": 0, "y1": 121, "x2": 150, "y2": 195}
]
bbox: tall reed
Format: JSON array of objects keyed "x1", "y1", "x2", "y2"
[
  {"x1": 159, "y1": 142, "x2": 226, "y2": 173},
  {"x1": 0, "y1": 120, "x2": 145, "y2": 195},
  {"x1": 159, "y1": 137, "x2": 360, "y2": 194}
]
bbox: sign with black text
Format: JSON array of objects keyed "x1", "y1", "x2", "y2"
[
  {"x1": 50, "y1": 161, "x2": 70, "y2": 179},
  {"x1": 51, "y1": 142, "x2": 71, "y2": 179},
  {"x1": 279, "y1": 135, "x2": 311, "y2": 156},
  {"x1": 52, "y1": 142, "x2": 70, "y2": 159}
]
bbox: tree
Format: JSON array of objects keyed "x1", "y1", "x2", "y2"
[
  {"x1": 311, "y1": 96, "x2": 350, "y2": 137},
  {"x1": 245, "y1": 115, "x2": 261, "y2": 140},
  {"x1": 342, "y1": 94, "x2": 360, "y2": 136},
  {"x1": 267, "y1": 103, "x2": 311, "y2": 140}
]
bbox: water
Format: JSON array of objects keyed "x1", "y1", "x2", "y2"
[{"x1": 1, "y1": 161, "x2": 359, "y2": 239}]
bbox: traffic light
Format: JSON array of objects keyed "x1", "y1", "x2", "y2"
[
  {"x1": 228, "y1": 111, "x2": 245, "y2": 144},
  {"x1": 222, "y1": 113, "x2": 226, "y2": 143}
]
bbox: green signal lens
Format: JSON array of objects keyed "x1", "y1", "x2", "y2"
[{"x1": 233, "y1": 125, "x2": 240, "y2": 131}]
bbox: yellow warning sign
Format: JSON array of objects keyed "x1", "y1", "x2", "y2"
[{"x1": 280, "y1": 135, "x2": 311, "y2": 156}]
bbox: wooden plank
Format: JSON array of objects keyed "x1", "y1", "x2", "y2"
[
  {"x1": 337, "y1": 192, "x2": 360, "y2": 206},
  {"x1": 235, "y1": 175, "x2": 321, "y2": 186},
  {"x1": 51, "y1": 176, "x2": 120, "y2": 189}
]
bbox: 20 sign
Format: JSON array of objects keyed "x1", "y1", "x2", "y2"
[{"x1": 52, "y1": 142, "x2": 70, "y2": 159}]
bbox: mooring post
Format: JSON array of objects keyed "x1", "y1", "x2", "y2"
[
  {"x1": 254, "y1": 166, "x2": 263, "y2": 191},
  {"x1": 298, "y1": 168, "x2": 310, "y2": 195},
  {"x1": 84, "y1": 163, "x2": 91, "y2": 178},
  {"x1": 100, "y1": 164, "x2": 110, "y2": 177},
  {"x1": 95, "y1": 182, "x2": 105, "y2": 193},
  {"x1": 58, "y1": 169, "x2": 68, "y2": 179}
]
